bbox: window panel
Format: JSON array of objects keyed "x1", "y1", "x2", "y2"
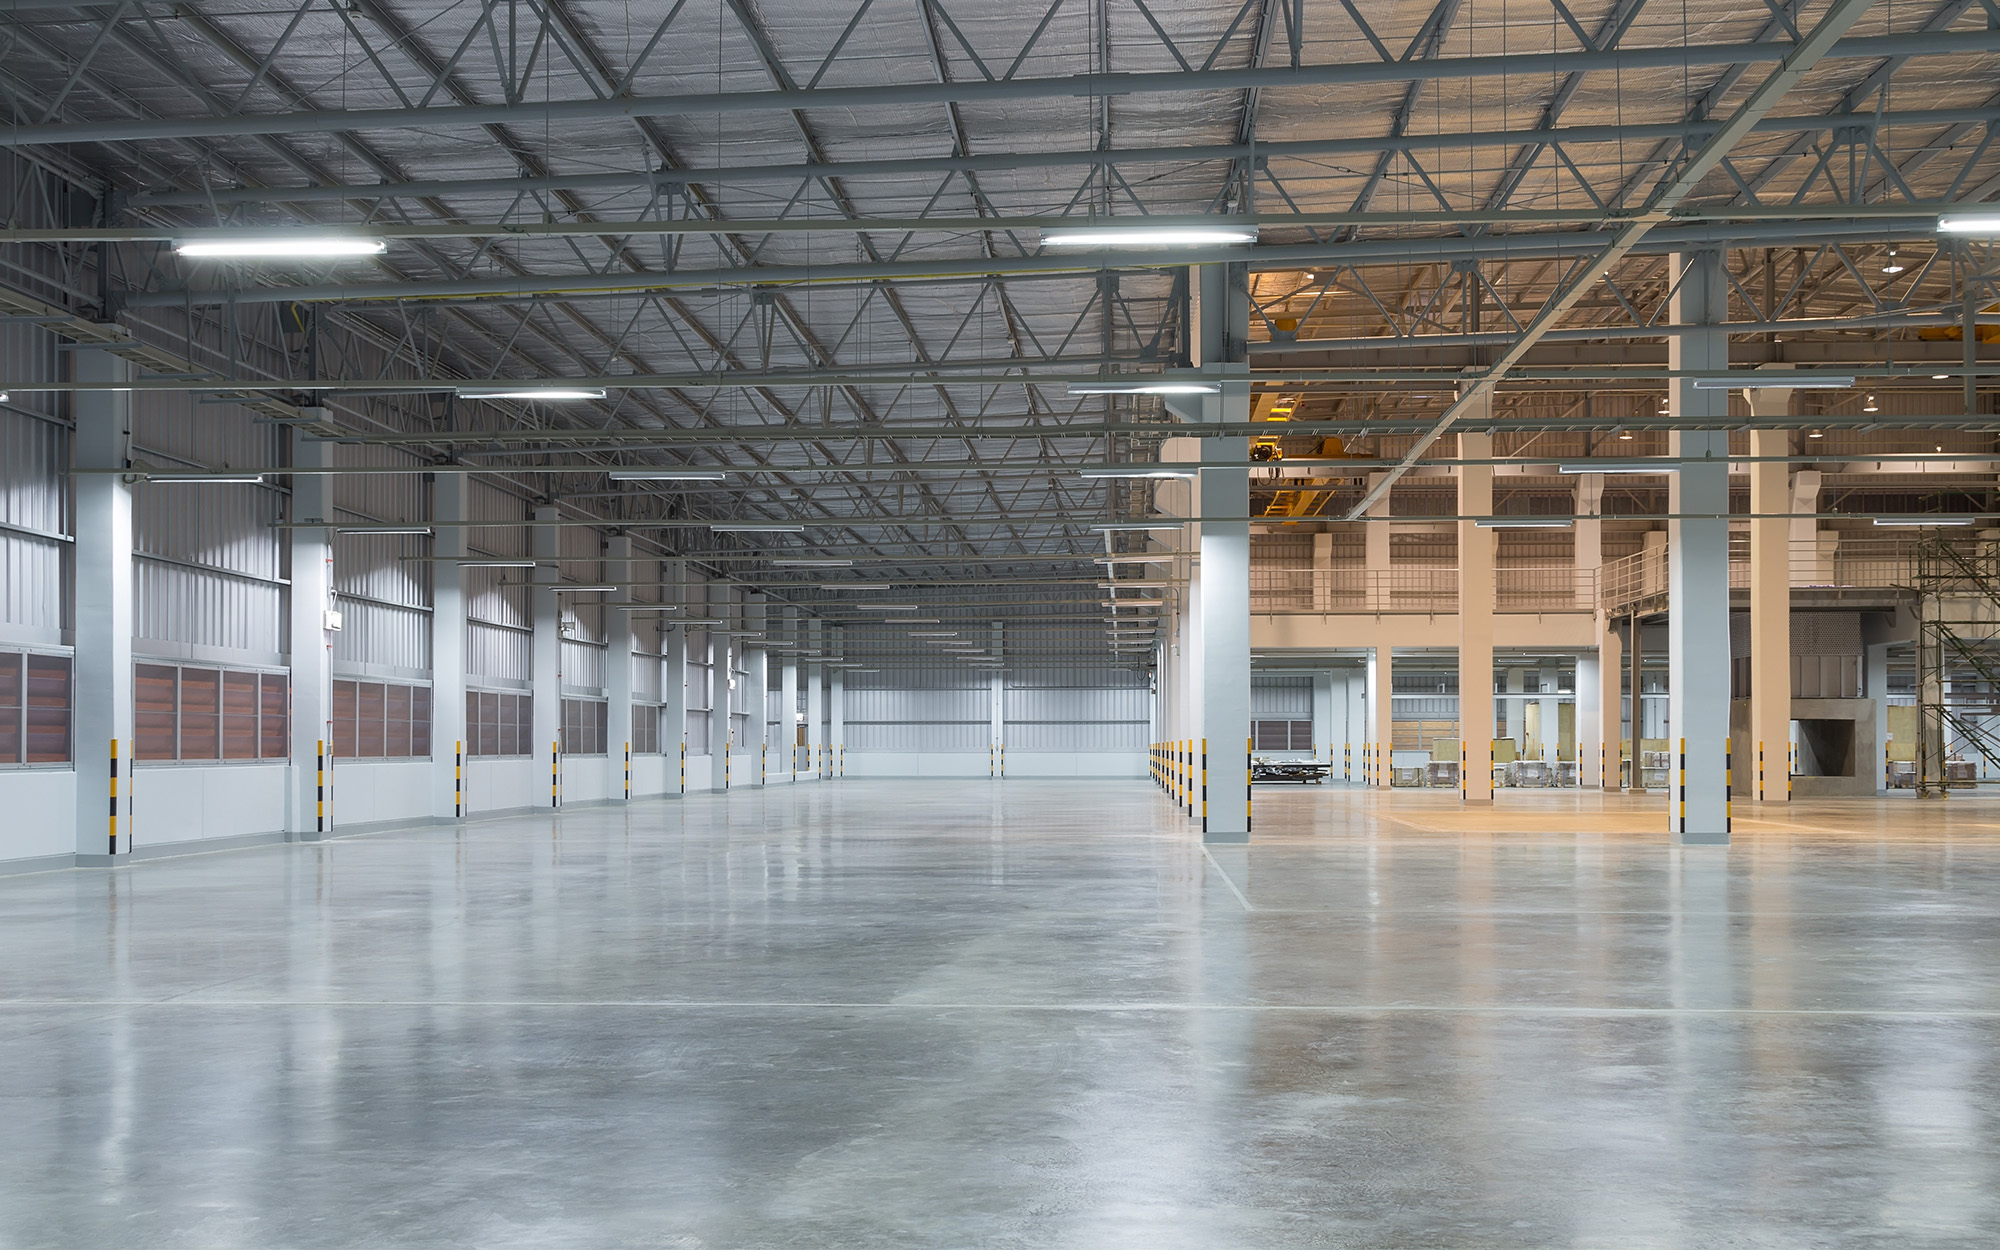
[
  {"x1": 260, "y1": 674, "x2": 289, "y2": 760},
  {"x1": 593, "y1": 701, "x2": 608, "y2": 756},
  {"x1": 386, "y1": 684, "x2": 412, "y2": 758},
  {"x1": 23, "y1": 655, "x2": 70, "y2": 765},
  {"x1": 135, "y1": 665, "x2": 178, "y2": 761},
  {"x1": 178, "y1": 668, "x2": 220, "y2": 760},
  {"x1": 356, "y1": 682, "x2": 386, "y2": 758},
  {"x1": 517, "y1": 695, "x2": 535, "y2": 758},
  {"x1": 0, "y1": 653, "x2": 20, "y2": 765},
  {"x1": 411, "y1": 686, "x2": 432, "y2": 758},
  {"x1": 498, "y1": 692, "x2": 518, "y2": 757},
  {"x1": 332, "y1": 680, "x2": 357, "y2": 759},
  {"x1": 475, "y1": 692, "x2": 498, "y2": 756},
  {"x1": 222, "y1": 671, "x2": 259, "y2": 760}
]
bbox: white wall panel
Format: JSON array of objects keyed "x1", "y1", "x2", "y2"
[
  {"x1": 562, "y1": 638, "x2": 606, "y2": 692},
  {"x1": 332, "y1": 597, "x2": 431, "y2": 675},
  {"x1": 468, "y1": 620, "x2": 531, "y2": 683},
  {"x1": 0, "y1": 532, "x2": 65, "y2": 635},
  {"x1": 133, "y1": 559, "x2": 285, "y2": 659}
]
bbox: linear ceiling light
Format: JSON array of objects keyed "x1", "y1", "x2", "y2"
[
  {"x1": 820, "y1": 583, "x2": 891, "y2": 590},
  {"x1": 1100, "y1": 600, "x2": 1163, "y2": 608},
  {"x1": 771, "y1": 558, "x2": 853, "y2": 567},
  {"x1": 1937, "y1": 214, "x2": 2000, "y2": 234},
  {"x1": 1092, "y1": 522, "x2": 1187, "y2": 531},
  {"x1": 909, "y1": 631, "x2": 958, "y2": 637},
  {"x1": 555, "y1": 584, "x2": 618, "y2": 592},
  {"x1": 1098, "y1": 582, "x2": 1173, "y2": 589},
  {"x1": 1688, "y1": 373, "x2": 1854, "y2": 390},
  {"x1": 711, "y1": 522, "x2": 805, "y2": 533},
  {"x1": 1476, "y1": 517, "x2": 1576, "y2": 529},
  {"x1": 1096, "y1": 554, "x2": 1172, "y2": 563},
  {"x1": 1556, "y1": 460, "x2": 1682, "y2": 474},
  {"x1": 1873, "y1": 516, "x2": 1978, "y2": 526},
  {"x1": 456, "y1": 386, "x2": 607, "y2": 401},
  {"x1": 457, "y1": 559, "x2": 539, "y2": 568},
  {"x1": 1041, "y1": 224, "x2": 1258, "y2": 247},
  {"x1": 615, "y1": 604, "x2": 681, "y2": 612},
  {"x1": 143, "y1": 472, "x2": 264, "y2": 484},
  {"x1": 337, "y1": 525, "x2": 432, "y2": 535},
  {"x1": 855, "y1": 605, "x2": 921, "y2": 611},
  {"x1": 1067, "y1": 380, "x2": 1221, "y2": 396},
  {"x1": 1079, "y1": 469, "x2": 1198, "y2": 480},
  {"x1": 175, "y1": 236, "x2": 386, "y2": 259},
  {"x1": 608, "y1": 469, "x2": 726, "y2": 481}
]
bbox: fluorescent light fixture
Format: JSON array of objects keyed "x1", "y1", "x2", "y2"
[
  {"x1": 1688, "y1": 373, "x2": 1854, "y2": 390},
  {"x1": 1068, "y1": 380, "x2": 1221, "y2": 396},
  {"x1": 1098, "y1": 582, "x2": 1172, "y2": 589},
  {"x1": 556, "y1": 584, "x2": 618, "y2": 592},
  {"x1": 457, "y1": 559, "x2": 539, "y2": 568},
  {"x1": 1476, "y1": 517, "x2": 1576, "y2": 529},
  {"x1": 820, "y1": 583, "x2": 891, "y2": 590},
  {"x1": 909, "y1": 631, "x2": 958, "y2": 637},
  {"x1": 456, "y1": 385, "x2": 607, "y2": 401},
  {"x1": 1873, "y1": 516, "x2": 1977, "y2": 527},
  {"x1": 1096, "y1": 554, "x2": 1172, "y2": 563},
  {"x1": 337, "y1": 525, "x2": 433, "y2": 535},
  {"x1": 608, "y1": 469, "x2": 726, "y2": 482},
  {"x1": 615, "y1": 604, "x2": 680, "y2": 612},
  {"x1": 1100, "y1": 599, "x2": 1162, "y2": 608},
  {"x1": 1092, "y1": 523, "x2": 1186, "y2": 531},
  {"x1": 855, "y1": 605, "x2": 921, "y2": 611},
  {"x1": 175, "y1": 236, "x2": 386, "y2": 259},
  {"x1": 1078, "y1": 468, "x2": 1198, "y2": 480},
  {"x1": 771, "y1": 558, "x2": 853, "y2": 567},
  {"x1": 1937, "y1": 213, "x2": 2000, "y2": 234},
  {"x1": 1556, "y1": 460, "x2": 1681, "y2": 474},
  {"x1": 1042, "y1": 223, "x2": 1258, "y2": 247},
  {"x1": 711, "y1": 522, "x2": 805, "y2": 533},
  {"x1": 144, "y1": 472, "x2": 265, "y2": 484}
]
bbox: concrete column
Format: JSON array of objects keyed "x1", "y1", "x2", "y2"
[
  {"x1": 780, "y1": 610, "x2": 799, "y2": 780},
  {"x1": 1363, "y1": 474, "x2": 1391, "y2": 611},
  {"x1": 1592, "y1": 619, "x2": 1620, "y2": 788},
  {"x1": 1628, "y1": 615, "x2": 1646, "y2": 791},
  {"x1": 806, "y1": 619, "x2": 825, "y2": 780},
  {"x1": 1459, "y1": 428, "x2": 1495, "y2": 803},
  {"x1": 287, "y1": 420, "x2": 334, "y2": 839},
  {"x1": 1668, "y1": 250, "x2": 1733, "y2": 845},
  {"x1": 606, "y1": 536, "x2": 635, "y2": 802},
  {"x1": 829, "y1": 625, "x2": 845, "y2": 779},
  {"x1": 1538, "y1": 664, "x2": 1560, "y2": 765},
  {"x1": 531, "y1": 508, "x2": 561, "y2": 803},
  {"x1": 1504, "y1": 668, "x2": 1525, "y2": 748},
  {"x1": 431, "y1": 472, "x2": 467, "y2": 818},
  {"x1": 1574, "y1": 473, "x2": 1604, "y2": 611},
  {"x1": 1576, "y1": 654, "x2": 1601, "y2": 788},
  {"x1": 1866, "y1": 640, "x2": 1891, "y2": 793},
  {"x1": 73, "y1": 352, "x2": 134, "y2": 860},
  {"x1": 742, "y1": 592, "x2": 767, "y2": 787},
  {"x1": 708, "y1": 583, "x2": 733, "y2": 792},
  {"x1": 663, "y1": 559, "x2": 688, "y2": 797},
  {"x1": 1200, "y1": 443, "x2": 1251, "y2": 837},
  {"x1": 1747, "y1": 422, "x2": 1792, "y2": 802},
  {"x1": 1371, "y1": 641, "x2": 1394, "y2": 789},
  {"x1": 1345, "y1": 670, "x2": 1366, "y2": 782}
]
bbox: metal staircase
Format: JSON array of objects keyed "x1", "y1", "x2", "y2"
[{"x1": 1912, "y1": 538, "x2": 2000, "y2": 796}]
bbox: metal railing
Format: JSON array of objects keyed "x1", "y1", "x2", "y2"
[
  {"x1": 1250, "y1": 565, "x2": 1596, "y2": 615},
  {"x1": 1600, "y1": 536, "x2": 1952, "y2": 614}
]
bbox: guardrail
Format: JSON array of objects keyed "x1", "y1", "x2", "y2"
[
  {"x1": 1250, "y1": 566, "x2": 1596, "y2": 614},
  {"x1": 1600, "y1": 536, "x2": 1949, "y2": 614}
]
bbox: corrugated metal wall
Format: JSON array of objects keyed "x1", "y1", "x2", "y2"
[
  {"x1": 1004, "y1": 667, "x2": 1150, "y2": 752},
  {"x1": 1251, "y1": 675, "x2": 1312, "y2": 716},
  {"x1": 0, "y1": 376, "x2": 68, "y2": 642}
]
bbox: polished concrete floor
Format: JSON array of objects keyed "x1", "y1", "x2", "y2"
[{"x1": 3, "y1": 781, "x2": 1998, "y2": 1247}]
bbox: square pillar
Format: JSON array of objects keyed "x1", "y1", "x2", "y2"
[
  {"x1": 606, "y1": 536, "x2": 636, "y2": 802},
  {"x1": 1595, "y1": 617, "x2": 1622, "y2": 789},
  {"x1": 663, "y1": 559, "x2": 689, "y2": 797},
  {"x1": 1668, "y1": 250, "x2": 1733, "y2": 845},
  {"x1": 1576, "y1": 654, "x2": 1601, "y2": 787},
  {"x1": 431, "y1": 472, "x2": 467, "y2": 819},
  {"x1": 780, "y1": 609, "x2": 799, "y2": 780},
  {"x1": 1311, "y1": 672, "x2": 1335, "y2": 765},
  {"x1": 288, "y1": 422, "x2": 335, "y2": 839},
  {"x1": 806, "y1": 619, "x2": 824, "y2": 780},
  {"x1": 73, "y1": 352, "x2": 134, "y2": 859},
  {"x1": 709, "y1": 583, "x2": 733, "y2": 792},
  {"x1": 1458, "y1": 428, "x2": 1495, "y2": 803},
  {"x1": 1371, "y1": 643, "x2": 1394, "y2": 790},
  {"x1": 531, "y1": 509, "x2": 562, "y2": 806},
  {"x1": 1747, "y1": 423, "x2": 1791, "y2": 801},
  {"x1": 1199, "y1": 439, "x2": 1251, "y2": 840}
]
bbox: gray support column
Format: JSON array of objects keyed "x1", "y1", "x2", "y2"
[
  {"x1": 780, "y1": 609, "x2": 798, "y2": 780},
  {"x1": 1538, "y1": 664, "x2": 1561, "y2": 765},
  {"x1": 1198, "y1": 262, "x2": 1251, "y2": 841},
  {"x1": 431, "y1": 472, "x2": 467, "y2": 819},
  {"x1": 1628, "y1": 615, "x2": 1646, "y2": 790},
  {"x1": 1747, "y1": 421, "x2": 1792, "y2": 802},
  {"x1": 1372, "y1": 641, "x2": 1394, "y2": 790},
  {"x1": 1459, "y1": 427, "x2": 1495, "y2": 803},
  {"x1": 1576, "y1": 654, "x2": 1601, "y2": 788},
  {"x1": 287, "y1": 420, "x2": 335, "y2": 839},
  {"x1": 1504, "y1": 668, "x2": 1525, "y2": 748},
  {"x1": 1866, "y1": 641, "x2": 1891, "y2": 792},
  {"x1": 1345, "y1": 670, "x2": 1365, "y2": 782},
  {"x1": 1668, "y1": 250, "x2": 1734, "y2": 845},
  {"x1": 73, "y1": 352, "x2": 134, "y2": 859},
  {"x1": 746, "y1": 592, "x2": 768, "y2": 787},
  {"x1": 806, "y1": 619, "x2": 825, "y2": 779},
  {"x1": 830, "y1": 625, "x2": 846, "y2": 777},
  {"x1": 1596, "y1": 618, "x2": 1621, "y2": 789},
  {"x1": 531, "y1": 508, "x2": 562, "y2": 806},
  {"x1": 606, "y1": 536, "x2": 635, "y2": 802},
  {"x1": 1311, "y1": 671, "x2": 1335, "y2": 765},
  {"x1": 708, "y1": 582, "x2": 733, "y2": 792}
]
